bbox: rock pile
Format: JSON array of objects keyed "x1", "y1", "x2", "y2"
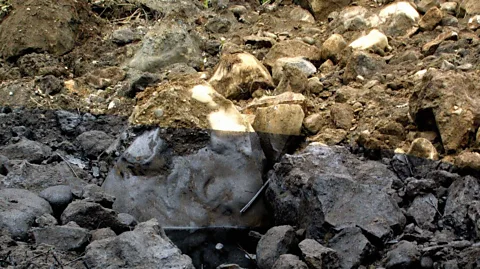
[{"x1": 0, "y1": 0, "x2": 480, "y2": 268}]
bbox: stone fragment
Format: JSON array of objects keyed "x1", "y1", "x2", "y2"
[
  {"x1": 330, "y1": 103, "x2": 354, "y2": 130},
  {"x1": 256, "y1": 225, "x2": 296, "y2": 269},
  {"x1": 329, "y1": 227, "x2": 375, "y2": 269},
  {"x1": 0, "y1": 138, "x2": 52, "y2": 164},
  {"x1": 308, "y1": 128, "x2": 347, "y2": 145},
  {"x1": 0, "y1": 188, "x2": 53, "y2": 239},
  {"x1": 209, "y1": 52, "x2": 273, "y2": 99},
  {"x1": 343, "y1": 51, "x2": 386, "y2": 82},
  {"x1": 379, "y1": 2, "x2": 420, "y2": 23},
  {"x1": 444, "y1": 176, "x2": 480, "y2": 237},
  {"x1": 274, "y1": 65, "x2": 308, "y2": 95},
  {"x1": 407, "y1": 138, "x2": 438, "y2": 160},
  {"x1": 266, "y1": 144, "x2": 405, "y2": 241},
  {"x1": 3, "y1": 161, "x2": 86, "y2": 193},
  {"x1": 39, "y1": 185, "x2": 73, "y2": 216},
  {"x1": 320, "y1": 34, "x2": 346, "y2": 63},
  {"x1": 454, "y1": 151, "x2": 480, "y2": 171},
  {"x1": 468, "y1": 15, "x2": 480, "y2": 30},
  {"x1": 349, "y1": 29, "x2": 389, "y2": 52},
  {"x1": 56, "y1": 110, "x2": 82, "y2": 134},
  {"x1": 35, "y1": 213, "x2": 58, "y2": 227},
  {"x1": 264, "y1": 40, "x2": 322, "y2": 67},
  {"x1": 417, "y1": 0, "x2": 440, "y2": 14},
  {"x1": 296, "y1": 0, "x2": 351, "y2": 20},
  {"x1": 128, "y1": 23, "x2": 202, "y2": 72},
  {"x1": 272, "y1": 57, "x2": 316, "y2": 85},
  {"x1": 111, "y1": 28, "x2": 141, "y2": 45},
  {"x1": 61, "y1": 201, "x2": 129, "y2": 233},
  {"x1": 205, "y1": 17, "x2": 232, "y2": 33},
  {"x1": 418, "y1": 7, "x2": 443, "y2": 31},
  {"x1": 91, "y1": 227, "x2": 116, "y2": 241},
  {"x1": 407, "y1": 194, "x2": 438, "y2": 230},
  {"x1": 422, "y1": 31, "x2": 458, "y2": 56},
  {"x1": 272, "y1": 254, "x2": 308, "y2": 269},
  {"x1": 409, "y1": 69, "x2": 477, "y2": 153},
  {"x1": 82, "y1": 184, "x2": 116, "y2": 208},
  {"x1": 32, "y1": 222, "x2": 91, "y2": 251},
  {"x1": 84, "y1": 219, "x2": 194, "y2": 269},
  {"x1": 385, "y1": 241, "x2": 420, "y2": 268},
  {"x1": 463, "y1": 0, "x2": 480, "y2": 15},
  {"x1": 290, "y1": 7, "x2": 315, "y2": 23},
  {"x1": 299, "y1": 239, "x2": 339, "y2": 269}
]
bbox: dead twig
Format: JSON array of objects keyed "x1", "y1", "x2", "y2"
[
  {"x1": 51, "y1": 251, "x2": 65, "y2": 269},
  {"x1": 426, "y1": 197, "x2": 443, "y2": 218},
  {"x1": 240, "y1": 178, "x2": 271, "y2": 214},
  {"x1": 64, "y1": 252, "x2": 85, "y2": 266},
  {"x1": 56, "y1": 153, "x2": 80, "y2": 180}
]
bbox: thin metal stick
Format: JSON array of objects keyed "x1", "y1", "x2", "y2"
[{"x1": 240, "y1": 178, "x2": 271, "y2": 214}]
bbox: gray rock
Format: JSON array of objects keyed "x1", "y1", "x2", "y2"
[
  {"x1": 84, "y1": 219, "x2": 194, "y2": 269},
  {"x1": 0, "y1": 138, "x2": 52, "y2": 164},
  {"x1": 61, "y1": 200, "x2": 128, "y2": 233},
  {"x1": 117, "y1": 213, "x2": 138, "y2": 230},
  {"x1": 102, "y1": 128, "x2": 267, "y2": 228},
  {"x1": 407, "y1": 193, "x2": 438, "y2": 230},
  {"x1": 2, "y1": 161, "x2": 86, "y2": 193},
  {"x1": 112, "y1": 28, "x2": 141, "y2": 45},
  {"x1": 76, "y1": 130, "x2": 114, "y2": 158},
  {"x1": 296, "y1": 0, "x2": 351, "y2": 20},
  {"x1": 128, "y1": 23, "x2": 202, "y2": 72},
  {"x1": 272, "y1": 254, "x2": 308, "y2": 269},
  {"x1": 343, "y1": 51, "x2": 386, "y2": 83},
  {"x1": 35, "y1": 213, "x2": 58, "y2": 227},
  {"x1": 272, "y1": 57, "x2": 317, "y2": 85},
  {"x1": 123, "y1": 70, "x2": 161, "y2": 98},
  {"x1": 82, "y1": 184, "x2": 115, "y2": 208},
  {"x1": 205, "y1": 17, "x2": 232, "y2": 33},
  {"x1": 266, "y1": 144, "x2": 405, "y2": 241},
  {"x1": 91, "y1": 227, "x2": 117, "y2": 241},
  {"x1": 329, "y1": 227, "x2": 375, "y2": 269},
  {"x1": 444, "y1": 176, "x2": 480, "y2": 237},
  {"x1": 39, "y1": 185, "x2": 73, "y2": 215},
  {"x1": 385, "y1": 241, "x2": 420, "y2": 269},
  {"x1": 56, "y1": 110, "x2": 81, "y2": 134},
  {"x1": 405, "y1": 178, "x2": 436, "y2": 197},
  {"x1": 256, "y1": 225, "x2": 296, "y2": 269},
  {"x1": 298, "y1": 239, "x2": 339, "y2": 269},
  {"x1": 0, "y1": 188, "x2": 53, "y2": 239},
  {"x1": 32, "y1": 222, "x2": 91, "y2": 251}
]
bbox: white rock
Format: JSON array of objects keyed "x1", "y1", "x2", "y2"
[
  {"x1": 379, "y1": 1, "x2": 420, "y2": 23},
  {"x1": 349, "y1": 29, "x2": 389, "y2": 51}
]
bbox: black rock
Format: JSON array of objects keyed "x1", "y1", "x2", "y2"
[
  {"x1": 385, "y1": 241, "x2": 420, "y2": 269},
  {"x1": 61, "y1": 200, "x2": 129, "y2": 234},
  {"x1": 0, "y1": 138, "x2": 52, "y2": 164},
  {"x1": 76, "y1": 130, "x2": 114, "y2": 158},
  {"x1": 256, "y1": 225, "x2": 297, "y2": 269},
  {"x1": 39, "y1": 185, "x2": 73, "y2": 216},
  {"x1": 56, "y1": 110, "x2": 82, "y2": 134},
  {"x1": 32, "y1": 222, "x2": 91, "y2": 251},
  {"x1": 0, "y1": 188, "x2": 53, "y2": 240}
]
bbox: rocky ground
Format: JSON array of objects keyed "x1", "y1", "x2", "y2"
[{"x1": 1, "y1": 0, "x2": 480, "y2": 268}]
